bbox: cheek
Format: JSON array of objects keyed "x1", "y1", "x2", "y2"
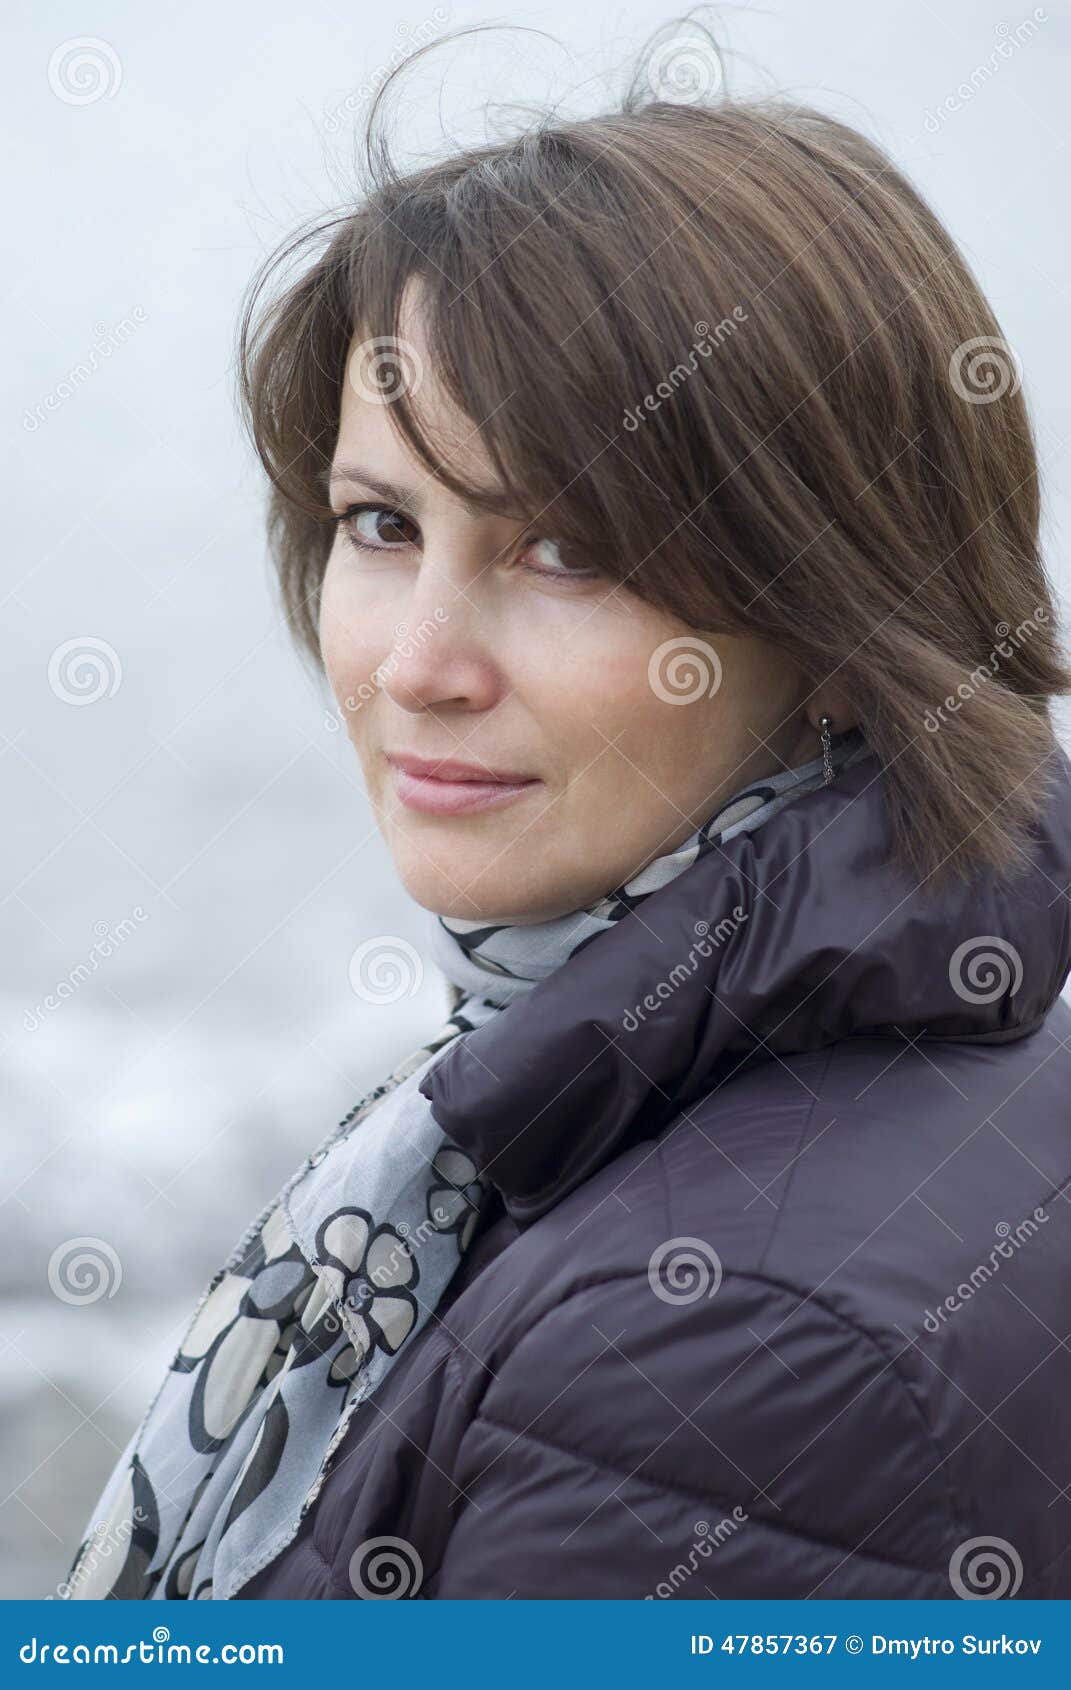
[
  {"x1": 554, "y1": 625, "x2": 650, "y2": 726},
  {"x1": 558, "y1": 632, "x2": 688, "y2": 756},
  {"x1": 562, "y1": 626, "x2": 738, "y2": 800},
  {"x1": 319, "y1": 562, "x2": 382, "y2": 699}
]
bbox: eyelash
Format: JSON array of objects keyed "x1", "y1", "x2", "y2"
[{"x1": 332, "y1": 503, "x2": 595, "y2": 582}]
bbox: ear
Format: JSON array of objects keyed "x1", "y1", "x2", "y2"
[{"x1": 808, "y1": 685, "x2": 857, "y2": 734}]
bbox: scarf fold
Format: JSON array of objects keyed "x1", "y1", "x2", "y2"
[{"x1": 58, "y1": 729, "x2": 866, "y2": 1600}]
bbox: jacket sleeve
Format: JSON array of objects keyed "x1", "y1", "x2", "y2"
[{"x1": 429, "y1": 1268, "x2": 959, "y2": 1598}]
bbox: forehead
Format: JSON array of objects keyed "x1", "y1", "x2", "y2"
[{"x1": 336, "y1": 314, "x2": 491, "y2": 490}]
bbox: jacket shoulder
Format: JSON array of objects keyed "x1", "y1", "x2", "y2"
[
  {"x1": 441, "y1": 1026, "x2": 1071, "y2": 1595},
  {"x1": 440, "y1": 1249, "x2": 959, "y2": 1596}
]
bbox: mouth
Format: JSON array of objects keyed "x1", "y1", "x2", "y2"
[{"x1": 384, "y1": 751, "x2": 542, "y2": 817}]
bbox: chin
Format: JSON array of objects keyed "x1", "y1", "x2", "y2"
[
  {"x1": 395, "y1": 856, "x2": 514, "y2": 923},
  {"x1": 392, "y1": 852, "x2": 552, "y2": 926}
]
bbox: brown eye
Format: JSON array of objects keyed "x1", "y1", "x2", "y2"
[
  {"x1": 521, "y1": 537, "x2": 596, "y2": 580},
  {"x1": 338, "y1": 505, "x2": 418, "y2": 551}
]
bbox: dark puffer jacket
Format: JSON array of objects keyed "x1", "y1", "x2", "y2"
[{"x1": 240, "y1": 745, "x2": 1071, "y2": 1599}]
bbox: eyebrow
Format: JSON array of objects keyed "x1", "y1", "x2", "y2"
[{"x1": 323, "y1": 461, "x2": 503, "y2": 521}]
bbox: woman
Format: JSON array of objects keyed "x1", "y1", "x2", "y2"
[{"x1": 61, "y1": 35, "x2": 1071, "y2": 1601}]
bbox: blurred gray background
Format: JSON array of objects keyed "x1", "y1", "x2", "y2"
[{"x1": 2, "y1": 0, "x2": 1070, "y2": 1599}]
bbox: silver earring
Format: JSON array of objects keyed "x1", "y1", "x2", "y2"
[{"x1": 819, "y1": 715, "x2": 835, "y2": 785}]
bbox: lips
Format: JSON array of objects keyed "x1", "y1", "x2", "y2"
[
  {"x1": 384, "y1": 752, "x2": 541, "y2": 817},
  {"x1": 385, "y1": 752, "x2": 535, "y2": 783}
]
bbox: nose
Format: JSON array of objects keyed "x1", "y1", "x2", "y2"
[{"x1": 376, "y1": 561, "x2": 503, "y2": 716}]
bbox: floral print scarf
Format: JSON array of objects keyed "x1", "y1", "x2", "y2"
[{"x1": 59, "y1": 729, "x2": 867, "y2": 1599}]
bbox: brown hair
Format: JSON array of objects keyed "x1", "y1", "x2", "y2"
[{"x1": 236, "y1": 20, "x2": 1071, "y2": 889}]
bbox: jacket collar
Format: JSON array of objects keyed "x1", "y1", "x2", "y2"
[{"x1": 418, "y1": 743, "x2": 1071, "y2": 1226}]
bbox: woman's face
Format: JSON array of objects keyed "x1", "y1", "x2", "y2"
[{"x1": 320, "y1": 291, "x2": 827, "y2": 924}]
